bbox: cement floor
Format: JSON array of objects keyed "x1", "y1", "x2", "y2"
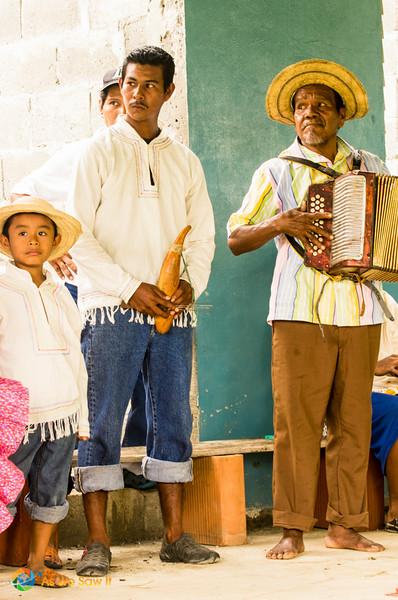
[{"x1": 1, "y1": 528, "x2": 398, "y2": 600}]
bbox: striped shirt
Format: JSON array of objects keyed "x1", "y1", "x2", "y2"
[{"x1": 227, "y1": 137, "x2": 389, "y2": 326}]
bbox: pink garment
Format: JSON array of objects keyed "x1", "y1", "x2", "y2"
[{"x1": 0, "y1": 377, "x2": 29, "y2": 534}]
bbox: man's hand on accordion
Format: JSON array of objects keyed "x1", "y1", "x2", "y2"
[
  {"x1": 277, "y1": 204, "x2": 332, "y2": 254},
  {"x1": 228, "y1": 204, "x2": 332, "y2": 256}
]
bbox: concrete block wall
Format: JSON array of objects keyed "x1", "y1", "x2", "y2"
[
  {"x1": 0, "y1": 0, "x2": 200, "y2": 439},
  {"x1": 0, "y1": 0, "x2": 188, "y2": 197},
  {"x1": 383, "y1": 0, "x2": 398, "y2": 172}
]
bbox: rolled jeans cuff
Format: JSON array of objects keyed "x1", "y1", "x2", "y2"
[
  {"x1": 73, "y1": 464, "x2": 124, "y2": 494},
  {"x1": 326, "y1": 504, "x2": 369, "y2": 531},
  {"x1": 24, "y1": 495, "x2": 69, "y2": 524},
  {"x1": 142, "y1": 456, "x2": 193, "y2": 483},
  {"x1": 272, "y1": 509, "x2": 317, "y2": 533}
]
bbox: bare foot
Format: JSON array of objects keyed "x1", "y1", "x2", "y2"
[
  {"x1": 266, "y1": 528, "x2": 305, "y2": 560},
  {"x1": 325, "y1": 524, "x2": 385, "y2": 552}
]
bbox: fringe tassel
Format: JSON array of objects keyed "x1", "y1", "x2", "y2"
[
  {"x1": 23, "y1": 413, "x2": 79, "y2": 444},
  {"x1": 83, "y1": 305, "x2": 196, "y2": 328}
]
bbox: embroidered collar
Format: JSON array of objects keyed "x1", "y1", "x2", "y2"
[
  {"x1": 1, "y1": 261, "x2": 56, "y2": 290},
  {"x1": 111, "y1": 116, "x2": 171, "y2": 146}
]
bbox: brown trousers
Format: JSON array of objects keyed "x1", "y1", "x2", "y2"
[{"x1": 271, "y1": 320, "x2": 381, "y2": 532}]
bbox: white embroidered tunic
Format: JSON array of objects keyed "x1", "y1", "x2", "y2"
[
  {"x1": 0, "y1": 262, "x2": 89, "y2": 439},
  {"x1": 66, "y1": 117, "x2": 215, "y2": 318}
]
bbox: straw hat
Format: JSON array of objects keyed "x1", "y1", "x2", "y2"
[
  {"x1": 0, "y1": 197, "x2": 82, "y2": 261},
  {"x1": 265, "y1": 58, "x2": 368, "y2": 125}
]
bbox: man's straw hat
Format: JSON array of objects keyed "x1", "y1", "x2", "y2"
[
  {"x1": 265, "y1": 58, "x2": 368, "y2": 125},
  {"x1": 0, "y1": 197, "x2": 82, "y2": 261}
]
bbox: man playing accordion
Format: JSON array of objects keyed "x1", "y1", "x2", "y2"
[{"x1": 227, "y1": 59, "x2": 387, "y2": 559}]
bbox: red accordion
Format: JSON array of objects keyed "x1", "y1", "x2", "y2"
[{"x1": 305, "y1": 171, "x2": 398, "y2": 282}]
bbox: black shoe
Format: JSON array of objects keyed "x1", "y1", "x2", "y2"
[
  {"x1": 160, "y1": 534, "x2": 220, "y2": 564},
  {"x1": 75, "y1": 542, "x2": 112, "y2": 577},
  {"x1": 123, "y1": 469, "x2": 156, "y2": 491},
  {"x1": 385, "y1": 518, "x2": 398, "y2": 533}
]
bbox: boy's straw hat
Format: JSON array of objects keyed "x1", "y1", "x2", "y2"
[
  {"x1": 265, "y1": 58, "x2": 368, "y2": 125},
  {"x1": 0, "y1": 196, "x2": 82, "y2": 261}
]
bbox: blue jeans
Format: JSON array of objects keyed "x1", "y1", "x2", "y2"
[
  {"x1": 65, "y1": 283, "x2": 78, "y2": 304},
  {"x1": 8, "y1": 427, "x2": 76, "y2": 523},
  {"x1": 74, "y1": 308, "x2": 193, "y2": 493},
  {"x1": 122, "y1": 372, "x2": 147, "y2": 447}
]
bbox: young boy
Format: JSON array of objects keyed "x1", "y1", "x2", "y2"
[{"x1": 0, "y1": 197, "x2": 88, "y2": 588}]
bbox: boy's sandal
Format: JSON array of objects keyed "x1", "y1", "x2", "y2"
[
  {"x1": 44, "y1": 544, "x2": 63, "y2": 569},
  {"x1": 34, "y1": 568, "x2": 73, "y2": 588}
]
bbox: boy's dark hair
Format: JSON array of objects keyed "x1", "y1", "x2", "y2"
[
  {"x1": 121, "y1": 46, "x2": 175, "y2": 90},
  {"x1": 2, "y1": 213, "x2": 58, "y2": 239}
]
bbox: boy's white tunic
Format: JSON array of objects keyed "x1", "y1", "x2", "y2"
[
  {"x1": 67, "y1": 117, "x2": 215, "y2": 315},
  {"x1": 0, "y1": 262, "x2": 89, "y2": 439}
]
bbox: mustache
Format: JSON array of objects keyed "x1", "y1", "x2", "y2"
[
  {"x1": 129, "y1": 101, "x2": 147, "y2": 108},
  {"x1": 303, "y1": 119, "x2": 324, "y2": 127}
]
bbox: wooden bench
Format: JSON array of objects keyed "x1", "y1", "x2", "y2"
[{"x1": 119, "y1": 438, "x2": 274, "y2": 462}]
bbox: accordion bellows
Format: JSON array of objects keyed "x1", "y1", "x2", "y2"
[{"x1": 305, "y1": 172, "x2": 398, "y2": 281}]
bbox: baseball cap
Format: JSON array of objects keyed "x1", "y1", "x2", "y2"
[{"x1": 100, "y1": 67, "x2": 122, "y2": 92}]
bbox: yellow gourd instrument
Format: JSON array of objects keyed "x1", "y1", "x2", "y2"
[{"x1": 155, "y1": 225, "x2": 192, "y2": 334}]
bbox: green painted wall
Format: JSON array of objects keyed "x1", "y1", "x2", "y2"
[{"x1": 185, "y1": 0, "x2": 385, "y2": 507}]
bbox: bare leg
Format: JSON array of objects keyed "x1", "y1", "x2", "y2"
[
  {"x1": 386, "y1": 440, "x2": 398, "y2": 522},
  {"x1": 266, "y1": 528, "x2": 305, "y2": 560},
  {"x1": 28, "y1": 521, "x2": 72, "y2": 587},
  {"x1": 44, "y1": 526, "x2": 62, "y2": 569},
  {"x1": 158, "y1": 483, "x2": 183, "y2": 543},
  {"x1": 82, "y1": 490, "x2": 110, "y2": 546},
  {"x1": 325, "y1": 524, "x2": 384, "y2": 552},
  {"x1": 50, "y1": 528, "x2": 58, "y2": 547}
]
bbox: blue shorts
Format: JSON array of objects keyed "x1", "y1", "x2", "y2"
[
  {"x1": 371, "y1": 391, "x2": 398, "y2": 473},
  {"x1": 74, "y1": 308, "x2": 193, "y2": 493},
  {"x1": 8, "y1": 427, "x2": 76, "y2": 523}
]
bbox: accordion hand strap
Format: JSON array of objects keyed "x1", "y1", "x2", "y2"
[
  {"x1": 281, "y1": 155, "x2": 341, "y2": 178},
  {"x1": 363, "y1": 281, "x2": 395, "y2": 322},
  {"x1": 281, "y1": 150, "x2": 362, "y2": 178},
  {"x1": 285, "y1": 234, "x2": 305, "y2": 258}
]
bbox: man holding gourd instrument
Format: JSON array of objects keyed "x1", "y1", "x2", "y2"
[{"x1": 67, "y1": 46, "x2": 217, "y2": 575}]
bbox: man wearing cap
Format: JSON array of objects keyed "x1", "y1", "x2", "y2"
[
  {"x1": 12, "y1": 67, "x2": 123, "y2": 218},
  {"x1": 11, "y1": 67, "x2": 124, "y2": 286},
  {"x1": 227, "y1": 59, "x2": 387, "y2": 559}
]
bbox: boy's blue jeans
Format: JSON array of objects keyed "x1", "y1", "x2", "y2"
[
  {"x1": 8, "y1": 427, "x2": 76, "y2": 523},
  {"x1": 74, "y1": 308, "x2": 193, "y2": 493}
]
